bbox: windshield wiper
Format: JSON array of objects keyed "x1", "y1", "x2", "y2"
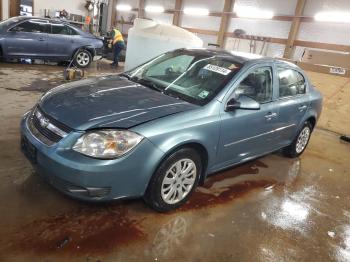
[
  {"x1": 163, "y1": 89, "x2": 180, "y2": 100},
  {"x1": 119, "y1": 72, "x2": 131, "y2": 79},
  {"x1": 131, "y1": 77, "x2": 163, "y2": 92}
]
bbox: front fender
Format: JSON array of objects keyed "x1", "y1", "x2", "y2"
[{"x1": 132, "y1": 103, "x2": 222, "y2": 173}]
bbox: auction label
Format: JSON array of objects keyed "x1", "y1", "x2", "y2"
[{"x1": 203, "y1": 64, "x2": 231, "y2": 75}]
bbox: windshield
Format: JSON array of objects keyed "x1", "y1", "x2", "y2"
[
  {"x1": 126, "y1": 50, "x2": 242, "y2": 105},
  {"x1": 0, "y1": 17, "x2": 21, "y2": 31}
]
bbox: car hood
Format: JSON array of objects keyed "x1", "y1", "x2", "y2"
[{"x1": 39, "y1": 75, "x2": 198, "y2": 130}]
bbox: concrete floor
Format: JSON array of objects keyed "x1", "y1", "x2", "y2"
[{"x1": 0, "y1": 61, "x2": 349, "y2": 262}]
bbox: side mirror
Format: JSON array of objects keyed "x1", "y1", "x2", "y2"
[{"x1": 225, "y1": 95, "x2": 260, "y2": 111}]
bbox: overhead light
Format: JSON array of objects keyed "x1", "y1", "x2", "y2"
[
  {"x1": 145, "y1": 5, "x2": 164, "y2": 13},
  {"x1": 235, "y1": 6, "x2": 274, "y2": 19},
  {"x1": 116, "y1": 4, "x2": 132, "y2": 11},
  {"x1": 314, "y1": 11, "x2": 350, "y2": 23},
  {"x1": 183, "y1": 7, "x2": 209, "y2": 16}
]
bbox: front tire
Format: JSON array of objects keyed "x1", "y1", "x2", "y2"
[
  {"x1": 144, "y1": 148, "x2": 202, "y2": 212},
  {"x1": 74, "y1": 49, "x2": 92, "y2": 68},
  {"x1": 283, "y1": 122, "x2": 312, "y2": 158}
]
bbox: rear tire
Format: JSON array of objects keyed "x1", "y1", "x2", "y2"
[
  {"x1": 73, "y1": 49, "x2": 92, "y2": 68},
  {"x1": 144, "y1": 148, "x2": 202, "y2": 212},
  {"x1": 283, "y1": 121, "x2": 312, "y2": 158}
]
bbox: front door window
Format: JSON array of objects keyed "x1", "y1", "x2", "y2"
[{"x1": 234, "y1": 66, "x2": 273, "y2": 103}]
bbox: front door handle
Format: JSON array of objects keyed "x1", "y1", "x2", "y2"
[
  {"x1": 265, "y1": 112, "x2": 277, "y2": 121},
  {"x1": 38, "y1": 37, "x2": 45, "y2": 41},
  {"x1": 298, "y1": 105, "x2": 308, "y2": 112}
]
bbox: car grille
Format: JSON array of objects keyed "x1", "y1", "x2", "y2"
[{"x1": 27, "y1": 106, "x2": 73, "y2": 146}]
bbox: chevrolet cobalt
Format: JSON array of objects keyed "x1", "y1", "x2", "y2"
[{"x1": 20, "y1": 49, "x2": 323, "y2": 211}]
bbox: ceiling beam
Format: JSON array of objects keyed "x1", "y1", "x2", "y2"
[
  {"x1": 283, "y1": 0, "x2": 307, "y2": 58},
  {"x1": 173, "y1": 0, "x2": 183, "y2": 26},
  {"x1": 138, "y1": 0, "x2": 145, "y2": 18}
]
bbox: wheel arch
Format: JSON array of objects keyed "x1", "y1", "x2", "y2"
[
  {"x1": 153, "y1": 141, "x2": 210, "y2": 186},
  {"x1": 306, "y1": 116, "x2": 316, "y2": 130},
  {"x1": 72, "y1": 46, "x2": 94, "y2": 59}
]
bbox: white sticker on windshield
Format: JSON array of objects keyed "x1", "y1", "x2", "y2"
[
  {"x1": 203, "y1": 64, "x2": 231, "y2": 75},
  {"x1": 198, "y1": 90, "x2": 210, "y2": 99}
]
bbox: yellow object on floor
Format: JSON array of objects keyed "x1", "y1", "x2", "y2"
[{"x1": 63, "y1": 68, "x2": 85, "y2": 81}]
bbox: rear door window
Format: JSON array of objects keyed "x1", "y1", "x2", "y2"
[
  {"x1": 278, "y1": 68, "x2": 306, "y2": 98},
  {"x1": 51, "y1": 23, "x2": 78, "y2": 35},
  {"x1": 10, "y1": 19, "x2": 48, "y2": 33}
]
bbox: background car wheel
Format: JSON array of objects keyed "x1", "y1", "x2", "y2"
[
  {"x1": 74, "y1": 49, "x2": 92, "y2": 68},
  {"x1": 283, "y1": 121, "x2": 313, "y2": 158},
  {"x1": 144, "y1": 148, "x2": 202, "y2": 212}
]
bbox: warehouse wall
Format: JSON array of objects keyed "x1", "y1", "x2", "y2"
[
  {"x1": 116, "y1": 0, "x2": 138, "y2": 32},
  {"x1": 34, "y1": 0, "x2": 87, "y2": 17},
  {"x1": 2, "y1": 0, "x2": 350, "y2": 60},
  {"x1": 1, "y1": 0, "x2": 87, "y2": 20},
  {"x1": 294, "y1": 0, "x2": 350, "y2": 59},
  {"x1": 225, "y1": 0, "x2": 294, "y2": 57},
  {"x1": 144, "y1": 0, "x2": 174, "y2": 25},
  {"x1": 114, "y1": 0, "x2": 350, "y2": 61}
]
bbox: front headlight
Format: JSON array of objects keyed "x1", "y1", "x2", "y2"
[{"x1": 73, "y1": 130, "x2": 143, "y2": 159}]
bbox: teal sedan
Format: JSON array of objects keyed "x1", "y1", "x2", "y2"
[{"x1": 20, "y1": 49, "x2": 323, "y2": 211}]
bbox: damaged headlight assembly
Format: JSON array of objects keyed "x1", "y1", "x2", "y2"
[{"x1": 73, "y1": 130, "x2": 143, "y2": 159}]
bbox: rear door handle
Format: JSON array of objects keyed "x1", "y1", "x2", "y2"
[
  {"x1": 38, "y1": 37, "x2": 45, "y2": 41},
  {"x1": 265, "y1": 112, "x2": 277, "y2": 121},
  {"x1": 298, "y1": 105, "x2": 308, "y2": 111}
]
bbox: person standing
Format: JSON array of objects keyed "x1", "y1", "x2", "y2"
[{"x1": 110, "y1": 27, "x2": 125, "y2": 68}]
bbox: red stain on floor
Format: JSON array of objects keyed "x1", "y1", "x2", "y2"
[
  {"x1": 180, "y1": 160, "x2": 276, "y2": 210},
  {"x1": 6, "y1": 206, "x2": 146, "y2": 255}
]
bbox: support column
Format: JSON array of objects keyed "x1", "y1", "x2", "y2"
[
  {"x1": 138, "y1": 0, "x2": 145, "y2": 18},
  {"x1": 111, "y1": 0, "x2": 117, "y2": 27},
  {"x1": 217, "y1": 0, "x2": 234, "y2": 48},
  {"x1": 173, "y1": 0, "x2": 183, "y2": 26}
]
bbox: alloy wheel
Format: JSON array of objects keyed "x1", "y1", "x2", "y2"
[
  {"x1": 296, "y1": 126, "x2": 311, "y2": 153},
  {"x1": 161, "y1": 159, "x2": 197, "y2": 205},
  {"x1": 76, "y1": 51, "x2": 90, "y2": 67}
]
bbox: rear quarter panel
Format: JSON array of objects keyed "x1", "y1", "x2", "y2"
[
  {"x1": 297, "y1": 83, "x2": 323, "y2": 134},
  {"x1": 307, "y1": 85, "x2": 323, "y2": 122}
]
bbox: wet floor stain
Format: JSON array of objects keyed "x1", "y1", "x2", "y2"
[
  {"x1": 181, "y1": 180, "x2": 278, "y2": 211},
  {"x1": 1, "y1": 160, "x2": 278, "y2": 257},
  {"x1": 180, "y1": 160, "x2": 276, "y2": 210},
  {"x1": 203, "y1": 160, "x2": 268, "y2": 188},
  {"x1": 0, "y1": 60, "x2": 121, "y2": 93},
  {"x1": 3, "y1": 205, "x2": 146, "y2": 256},
  {"x1": 23, "y1": 77, "x2": 66, "y2": 92}
]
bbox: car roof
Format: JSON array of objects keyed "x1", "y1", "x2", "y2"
[
  {"x1": 184, "y1": 48, "x2": 300, "y2": 69},
  {"x1": 12, "y1": 16, "x2": 71, "y2": 25}
]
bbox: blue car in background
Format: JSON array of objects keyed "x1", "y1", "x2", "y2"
[
  {"x1": 20, "y1": 49, "x2": 323, "y2": 212},
  {"x1": 0, "y1": 16, "x2": 103, "y2": 67}
]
